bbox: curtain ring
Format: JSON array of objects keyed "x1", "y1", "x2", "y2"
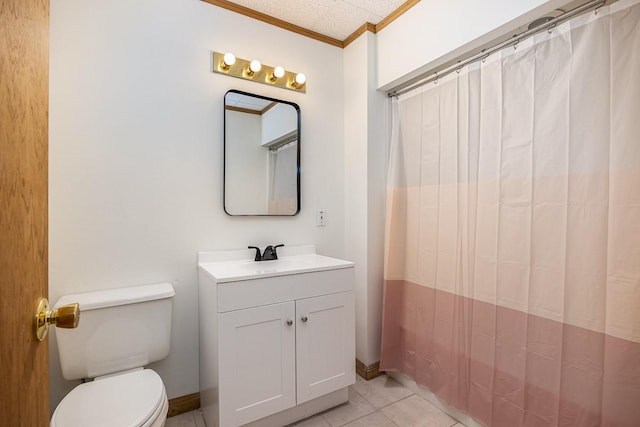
[
  {"x1": 547, "y1": 23, "x2": 557, "y2": 34},
  {"x1": 594, "y1": 1, "x2": 606, "y2": 15},
  {"x1": 481, "y1": 54, "x2": 489, "y2": 63},
  {"x1": 513, "y1": 39, "x2": 520, "y2": 49},
  {"x1": 434, "y1": 71, "x2": 438, "y2": 85}
]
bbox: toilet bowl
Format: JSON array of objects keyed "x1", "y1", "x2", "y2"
[
  {"x1": 51, "y1": 283, "x2": 175, "y2": 427},
  {"x1": 51, "y1": 369, "x2": 168, "y2": 427}
]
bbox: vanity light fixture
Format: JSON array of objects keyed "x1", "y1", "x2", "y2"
[
  {"x1": 270, "y1": 66, "x2": 285, "y2": 82},
  {"x1": 292, "y1": 73, "x2": 306, "y2": 88},
  {"x1": 212, "y1": 51, "x2": 306, "y2": 93},
  {"x1": 221, "y1": 52, "x2": 236, "y2": 70},
  {"x1": 247, "y1": 59, "x2": 262, "y2": 76}
]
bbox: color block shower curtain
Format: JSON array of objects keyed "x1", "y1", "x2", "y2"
[
  {"x1": 268, "y1": 142, "x2": 297, "y2": 213},
  {"x1": 380, "y1": 1, "x2": 640, "y2": 426}
]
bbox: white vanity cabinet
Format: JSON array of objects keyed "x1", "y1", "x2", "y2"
[
  {"x1": 218, "y1": 301, "x2": 296, "y2": 426},
  {"x1": 198, "y1": 246, "x2": 355, "y2": 427},
  {"x1": 295, "y1": 292, "x2": 354, "y2": 404}
]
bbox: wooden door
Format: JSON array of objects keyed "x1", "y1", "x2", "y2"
[
  {"x1": 296, "y1": 291, "x2": 355, "y2": 404},
  {"x1": 218, "y1": 302, "x2": 296, "y2": 426},
  {"x1": 0, "y1": 0, "x2": 50, "y2": 425}
]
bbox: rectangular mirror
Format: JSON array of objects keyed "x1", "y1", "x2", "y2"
[{"x1": 224, "y1": 90, "x2": 300, "y2": 216}]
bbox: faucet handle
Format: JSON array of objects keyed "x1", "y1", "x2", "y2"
[
  {"x1": 272, "y1": 244, "x2": 284, "y2": 259},
  {"x1": 261, "y1": 244, "x2": 284, "y2": 261},
  {"x1": 248, "y1": 246, "x2": 262, "y2": 261}
]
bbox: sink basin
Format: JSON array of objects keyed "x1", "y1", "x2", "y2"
[
  {"x1": 198, "y1": 248, "x2": 354, "y2": 283},
  {"x1": 235, "y1": 258, "x2": 311, "y2": 272}
]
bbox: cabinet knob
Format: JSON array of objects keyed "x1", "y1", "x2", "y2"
[
  {"x1": 301, "y1": 315, "x2": 308, "y2": 323},
  {"x1": 286, "y1": 319, "x2": 293, "y2": 326}
]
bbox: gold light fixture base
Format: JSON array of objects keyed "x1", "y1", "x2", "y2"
[{"x1": 212, "y1": 52, "x2": 306, "y2": 93}]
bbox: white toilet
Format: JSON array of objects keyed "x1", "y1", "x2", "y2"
[{"x1": 50, "y1": 282, "x2": 175, "y2": 427}]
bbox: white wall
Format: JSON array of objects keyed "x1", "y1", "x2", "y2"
[
  {"x1": 262, "y1": 103, "x2": 297, "y2": 145},
  {"x1": 49, "y1": 0, "x2": 344, "y2": 410},
  {"x1": 343, "y1": 32, "x2": 388, "y2": 366},
  {"x1": 344, "y1": 34, "x2": 369, "y2": 364},
  {"x1": 365, "y1": 39, "x2": 388, "y2": 365},
  {"x1": 376, "y1": 0, "x2": 573, "y2": 90},
  {"x1": 225, "y1": 111, "x2": 267, "y2": 213}
]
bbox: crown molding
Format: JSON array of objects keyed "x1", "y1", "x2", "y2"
[
  {"x1": 376, "y1": 0, "x2": 420, "y2": 34},
  {"x1": 201, "y1": 0, "x2": 344, "y2": 47},
  {"x1": 343, "y1": 22, "x2": 376, "y2": 48},
  {"x1": 201, "y1": 0, "x2": 421, "y2": 49}
]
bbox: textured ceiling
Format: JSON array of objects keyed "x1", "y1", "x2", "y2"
[
  {"x1": 225, "y1": 0, "x2": 408, "y2": 41},
  {"x1": 225, "y1": 92, "x2": 272, "y2": 111}
]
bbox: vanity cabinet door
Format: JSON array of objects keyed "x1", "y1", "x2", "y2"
[
  {"x1": 218, "y1": 301, "x2": 296, "y2": 426},
  {"x1": 295, "y1": 291, "x2": 355, "y2": 404}
]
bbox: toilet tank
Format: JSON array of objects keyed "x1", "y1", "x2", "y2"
[{"x1": 54, "y1": 283, "x2": 175, "y2": 380}]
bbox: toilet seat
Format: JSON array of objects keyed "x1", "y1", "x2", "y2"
[{"x1": 51, "y1": 369, "x2": 167, "y2": 427}]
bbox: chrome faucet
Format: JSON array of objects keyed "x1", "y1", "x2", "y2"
[{"x1": 248, "y1": 244, "x2": 284, "y2": 261}]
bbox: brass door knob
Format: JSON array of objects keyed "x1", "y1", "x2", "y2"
[{"x1": 35, "y1": 298, "x2": 80, "y2": 341}]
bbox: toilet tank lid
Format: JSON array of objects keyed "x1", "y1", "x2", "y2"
[{"x1": 54, "y1": 283, "x2": 175, "y2": 311}]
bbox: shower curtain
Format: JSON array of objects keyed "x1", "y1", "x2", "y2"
[
  {"x1": 267, "y1": 142, "x2": 297, "y2": 213},
  {"x1": 380, "y1": 1, "x2": 640, "y2": 426}
]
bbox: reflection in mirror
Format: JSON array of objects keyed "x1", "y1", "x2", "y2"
[{"x1": 224, "y1": 90, "x2": 300, "y2": 216}]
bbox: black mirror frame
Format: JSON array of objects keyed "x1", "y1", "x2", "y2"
[{"x1": 223, "y1": 89, "x2": 301, "y2": 216}]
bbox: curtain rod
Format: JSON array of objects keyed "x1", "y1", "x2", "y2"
[{"x1": 388, "y1": 0, "x2": 608, "y2": 98}]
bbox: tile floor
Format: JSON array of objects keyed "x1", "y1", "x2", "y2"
[{"x1": 166, "y1": 374, "x2": 465, "y2": 427}]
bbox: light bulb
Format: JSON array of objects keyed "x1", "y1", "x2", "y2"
[
  {"x1": 273, "y1": 66, "x2": 285, "y2": 78},
  {"x1": 295, "y1": 73, "x2": 306, "y2": 85},
  {"x1": 222, "y1": 52, "x2": 236, "y2": 68},
  {"x1": 249, "y1": 60, "x2": 262, "y2": 73}
]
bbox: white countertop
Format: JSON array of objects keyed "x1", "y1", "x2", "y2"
[{"x1": 198, "y1": 246, "x2": 354, "y2": 283}]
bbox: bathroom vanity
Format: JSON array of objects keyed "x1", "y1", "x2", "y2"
[{"x1": 198, "y1": 245, "x2": 355, "y2": 427}]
